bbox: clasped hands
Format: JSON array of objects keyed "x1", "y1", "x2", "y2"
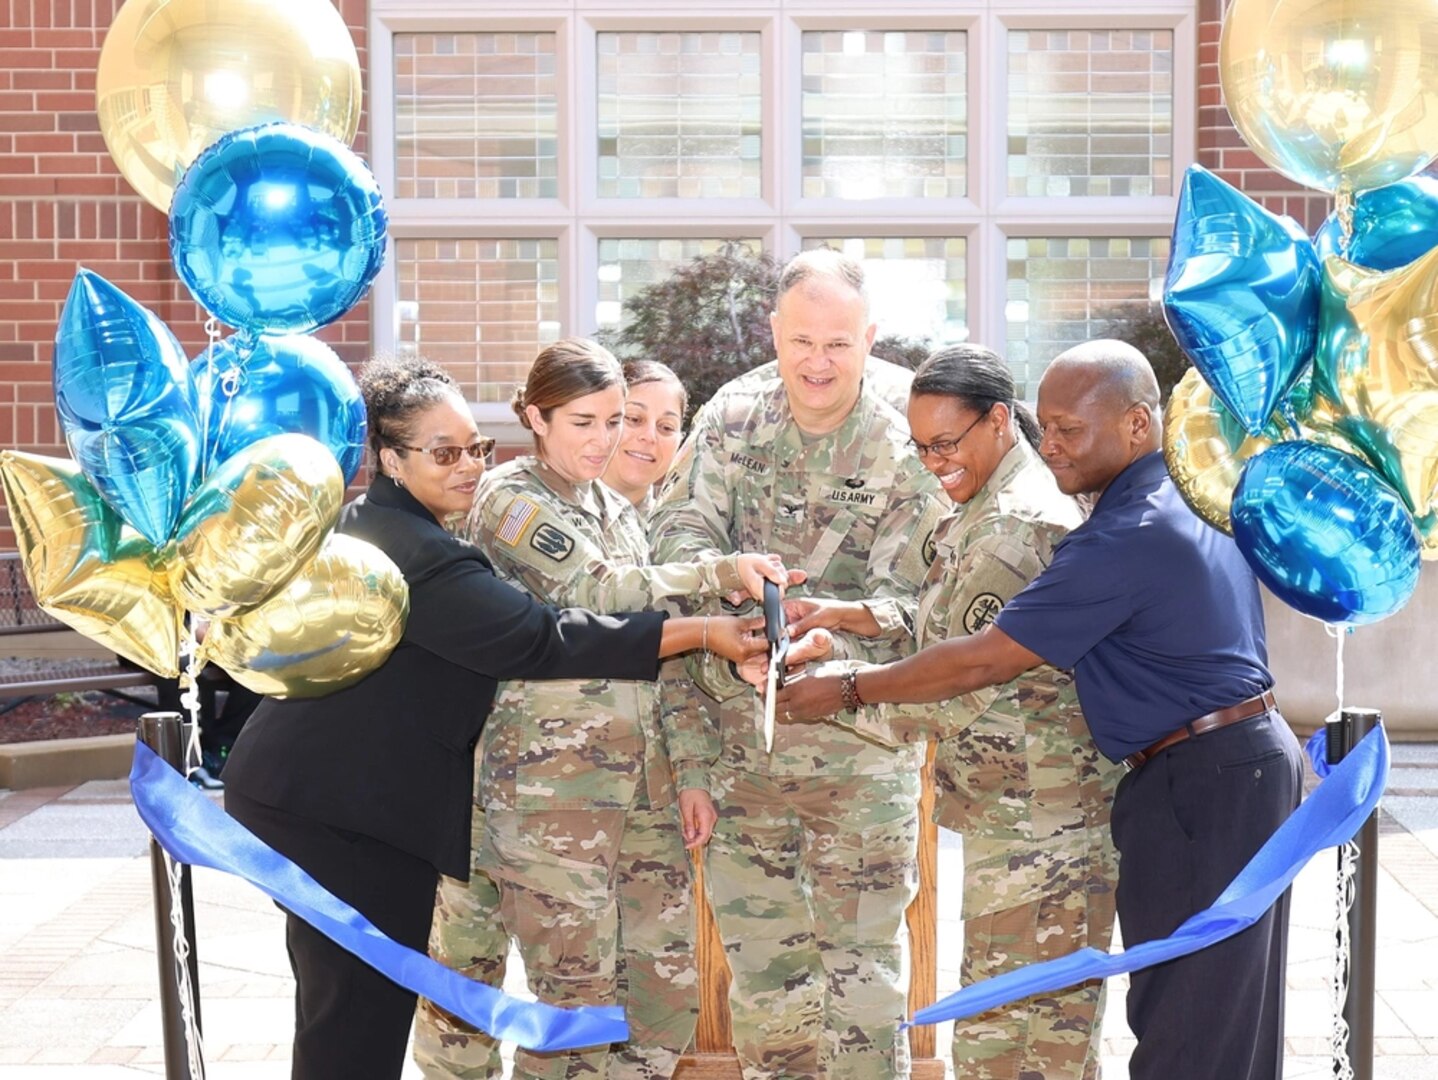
[{"x1": 734, "y1": 596, "x2": 879, "y2": 721}]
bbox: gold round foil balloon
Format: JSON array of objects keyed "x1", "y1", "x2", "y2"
[
  {"x1": 1220, "y1": 0, "x2": 1438, "y2": 195},
  {"x1": 1164, "y1": 369, "x2": 1279, "y2": 534},
  {"x1": 96, "y1": 0, "x2": 361, "y2": 212},
  {"x1": 0, "y1": 452, "x2": 180, "y2": 676},
  {"x1": 200, "y1": 532, "x2": 409, "y2": 698},
  {"x1": 1164, "y1": 368, "x2": 1366, "y2": 533},
  {"x1": 172, "y1": 434, "x2": 343, "y2": 617}
]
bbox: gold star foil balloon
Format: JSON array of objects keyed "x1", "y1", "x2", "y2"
[
  {"x1": 0, "y1": 452, "x2": 181, "y2": 676},
  {"x1": 200, "y1": 532, "x2": 408, "y2": 698},
  {"x1": 1313, "y1": 250, "x2": 1438, "y2": 552},
  {"x1": 172, "y1": 433, "x2": 343, "y2": 617}
]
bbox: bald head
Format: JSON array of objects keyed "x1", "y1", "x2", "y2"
[
  {"x1": 1044, "y1": 339, "x2": 1160, "y2": 413},
  {"x1": 1035, "y1": 339, "x2": 1163, "y2": 498}
]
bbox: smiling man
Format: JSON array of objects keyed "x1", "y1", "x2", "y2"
[{"x1": 650, "y1": 250, "x2": 944, "y2": 1079}]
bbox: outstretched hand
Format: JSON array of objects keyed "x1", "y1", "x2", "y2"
[
  {"x1": 774, "y1": 670, "x2": 845, "y2": 721},
  {"x1": 728, "y1": 558, "x2": 806, "y2": 607},
  {"x1": 783, "y1": 597, "x2": 882, "y2": 638},
  {"x1": 735, "y1": 627, "x2": 835, "y2": 689},
  {"x1": 705, "y1": 616, "x2": 769, "y2": 665}
]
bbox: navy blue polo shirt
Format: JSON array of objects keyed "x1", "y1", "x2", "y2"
[{"x1": 995, "y1": 451, "x2": 1272, "y2": 762}]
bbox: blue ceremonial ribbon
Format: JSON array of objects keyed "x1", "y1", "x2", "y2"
[
  {"x1": 911, "y1": 724, "x2": 1387, "y2": 1027},
  {"x1": 128, "y1": 741, "x2": 628, "y2": 1052}
]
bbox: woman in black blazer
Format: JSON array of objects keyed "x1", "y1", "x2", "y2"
[{"x1": 222, "y1": 356, "x2": 768, "y2": 1080}]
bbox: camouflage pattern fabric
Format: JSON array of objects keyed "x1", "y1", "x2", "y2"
[
  {"x1": 705, "y1": 769, "x2": 921, "y2": 1080},
  {"x1": 651, "y1": 369, "x2": 944, "y2": 1078},
  {"x1": 478, "y1": 806, "x2": 697, "y2": 1080},
  {"x1": 820, "y1": 439, "x2": 1122, "y2": 1079},
  {"x1": 416, "y1": 456, "x2": 742, "y2": 1077},
  {"x1": 414, "y1": 804, "x2": 506, "y2": 1078}
]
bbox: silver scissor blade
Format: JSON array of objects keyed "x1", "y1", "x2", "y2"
[{"x1": 763, "y1": 644, "x2": 780, "y2": 752}]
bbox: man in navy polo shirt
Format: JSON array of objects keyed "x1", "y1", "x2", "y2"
[{"x1": 777, "y1": 339, "x2": 1303, "y2": 1080}]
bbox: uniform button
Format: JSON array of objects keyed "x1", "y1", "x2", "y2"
[
  {"x1": 1253, "y1": 768, "x2": 1262, "y2": 779},
  {"x1": 467, "y1": 737, "x2": 478, "y2": 751}
]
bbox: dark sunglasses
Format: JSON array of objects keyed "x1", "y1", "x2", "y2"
[{"x1": 394, "y1": 438, "x2": 496, "y2": 467}]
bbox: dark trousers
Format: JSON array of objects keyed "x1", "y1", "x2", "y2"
[
  {"x1": 1110, "y1": 711, "x2": 1302, "y2": 1080},
  {"x1": 224, "y1": 789, "x2": 440, "y2": 1080}
]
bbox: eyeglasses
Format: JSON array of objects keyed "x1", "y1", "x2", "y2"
[
  {"x1": 393, "y1": 438, "x2": 496, "y2": 467},
  {"x1": 908, "y1": 408, "x2": 991, "y2": 461}
]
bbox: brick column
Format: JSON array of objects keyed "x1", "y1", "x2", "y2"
[
  {"x1": 0, "y1": 0, "x2": 373, "y2": 549},
  {"x1": 1196, "y1": 0, "x2": 1333, "y2": 232}
]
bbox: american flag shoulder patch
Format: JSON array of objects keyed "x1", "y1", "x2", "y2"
[{"x1": 494, "y1": 496, "x2": 541, "y2": 546}]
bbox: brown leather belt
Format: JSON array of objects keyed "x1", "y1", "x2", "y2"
[{"x1": 1123, "y1": 689, "x2": 1278, "y2": 771}]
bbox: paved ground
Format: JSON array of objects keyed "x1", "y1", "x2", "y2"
[{"x1": 0, "y1": 745, "x2": 1435, "y2": 1078}]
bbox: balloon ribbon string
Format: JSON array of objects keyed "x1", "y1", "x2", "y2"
[
  {"x1": 129, "y1": 742, "x2": 629, "y2": 1052},
  {"x1": 910, "y1": 725, "x2": 1387, "y2": 1026}
]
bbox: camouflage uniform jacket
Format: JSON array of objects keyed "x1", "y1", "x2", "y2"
[
  {"x1": 650, "y1": 370, "x2": 945, "y2": 778},
  {"x1": 826, "y1": 440, "x2": 1123, "y2": 914},
  {"x1": 467, "y1": 456, "x2": 746, "y2": 809}
]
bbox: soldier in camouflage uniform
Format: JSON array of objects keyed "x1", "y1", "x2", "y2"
[
  {"x1": 417, "y1": 340, "x2": 787, "y2": 1080},
  {"x1": 650, "y1": 251, "x2": 946, "y2": 1080},
  {"x1": 776, "y1": 345, "x2": 1122, "y2": 1080}
]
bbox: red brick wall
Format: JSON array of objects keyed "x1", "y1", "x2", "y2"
[
  {"x1": 0, "y1": 0, "x2": 373, "y2": 549},
  {"x1": 1196, "y1": 0, "x2": 1332, "y2": 231}
]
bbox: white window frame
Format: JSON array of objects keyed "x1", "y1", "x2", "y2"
[{"x1": 369, "y1": 0, "x2": 1197, "y2": 417}]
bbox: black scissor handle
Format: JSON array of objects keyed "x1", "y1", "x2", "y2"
[{"x1": 763, "y1": 579, "x2": 789, "y2": 687}]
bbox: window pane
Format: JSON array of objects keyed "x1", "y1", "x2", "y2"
[
  {"x1": 801, "y1": 236, "x2": 967, "y2": 346},
  {"x1": 1008, "y1": 28, "x2": 1173, "y2": 197},
  {"x1": 801, "y1": 30, "x2": 967, "y2": 200},
  {"x1": 1004, "y1": 235, "x2": 1169, "y2": 396},
  {"x1": 396, "y1": 238, "x2": 561, "y2": 402},
  {"x1": 597, "y1": 31, "x2": 762, "y2": 199},
  {"x1": 394, "y1": 32, "x2": 559, "y2": 200},
  {"x1": 596, "y1": 238, "x2": 761, "y2": 330}
]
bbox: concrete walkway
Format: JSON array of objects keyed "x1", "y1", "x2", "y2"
[{"x1": 0, "y1": 746, "x2": 1436, "y2": 1078}]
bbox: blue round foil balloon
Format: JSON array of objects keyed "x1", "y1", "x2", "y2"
[
  {"x1": 1163, "y1": 165, "x2": 1320, "y2": 437},
  {"x1": 1231, "y1": 441, "x2": 1421, "y2": 626},
  {"x1": 1314, "y1": 177, "x2": 1438, "y2": 272},
  {"x1": 53, "y1": 269, "x2": 200, "y2": 545},
  {"x1": 192, "y1": 334, "x2": 367, "y2": 485},
  {"x1": 169, "y1": 122, "x2": 388, "y2": 338}
]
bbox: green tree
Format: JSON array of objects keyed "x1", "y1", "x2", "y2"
[
  {"x1": 1094, "y1": 303, "x2": 1192, "y2": 403},
  {"x1": 595, "y1": 242, "x2": 780, "y2": 416}
]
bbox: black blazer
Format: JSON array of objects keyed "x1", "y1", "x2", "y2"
[{"x1": 222, "y1": 475, "x2": 667, "y2": 879}]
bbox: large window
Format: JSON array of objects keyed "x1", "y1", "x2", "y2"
[{"x1": 371, "y1": 4, "x2": 1195, "y2": 415}]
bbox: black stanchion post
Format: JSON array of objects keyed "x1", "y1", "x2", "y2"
[
  {"x1": 1325, "y1": 707, "x2": 1380, "y2": 1080},
  {"x1": 138, "y1": 712, "x2": 205, "y2": 1080}
]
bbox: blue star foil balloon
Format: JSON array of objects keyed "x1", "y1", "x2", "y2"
[
  {"x1": 1163, "y1": 165, "x2": 1320, "y2": 436},
  {"x1": 192, "y1": 334, "x2": 367, "y2": 485},
  {"x1": 1314, "y1": 177, "x2": 1438, "y2": 271},
  {"x1": 1231, "y1": 441, "x2": 1421, "y2": 626},
  {"x1": 169, "y1": 122, "x2": 388, "y2": 338},
  {"x1": 53, "y1": 269, "x2": 201, "y2": 545}
]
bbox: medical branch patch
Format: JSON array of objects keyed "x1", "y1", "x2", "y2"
[
  {"x1": 530, "y1": 522, "x2": 575, "y2": 561},
  {"x1": 962, "y1": 592, "x2": 1004, "y2": 634}
]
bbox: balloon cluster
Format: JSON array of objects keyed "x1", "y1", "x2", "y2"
[
  {"x1": 0, "y1": 0, "x2": 406, "y2": 696},
  {"x1": 1161, "y1": 0, "x2": 1438, "y2": 627}
]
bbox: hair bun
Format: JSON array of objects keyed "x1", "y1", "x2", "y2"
[{"x1": 510, "y1": 386, "x2": 532, "y2": 429}]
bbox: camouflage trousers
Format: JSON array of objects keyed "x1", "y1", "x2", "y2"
[
  {"x1": 415, "y1": 807, "x2": 508, "y2": 1078},
  {"x1": 706, "y1": 768, "x2": 921, "y2": 1080},
  {"x1": 952, "y1": 832, "x2": 1119, "y2": 1080},
  {"x1": 417, "y1": 804, "x2": 699, "y2": 1080}
]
